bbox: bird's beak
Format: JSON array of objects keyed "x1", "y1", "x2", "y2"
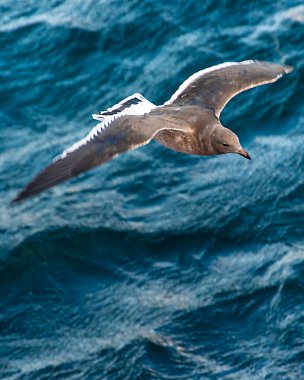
[{"x1": 238, "y1": 148, "x2": 251, "y2": 160}]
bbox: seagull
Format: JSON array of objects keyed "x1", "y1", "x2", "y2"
[{"x1": 12, "y1": 60, "x2": 293, "y2": 203}]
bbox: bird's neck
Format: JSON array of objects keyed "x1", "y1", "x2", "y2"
[{"x1": 198, "y1": 123, "x2": 222, "y2": 156}]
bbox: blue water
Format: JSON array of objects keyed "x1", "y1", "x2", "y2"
[{"x1": 1, "y1": 1, "x2": 304, "y2": 378}]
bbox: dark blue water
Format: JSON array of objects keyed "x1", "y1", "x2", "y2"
[{"x1": 1, "y1": 1, "x2": 304, "y2": 378}]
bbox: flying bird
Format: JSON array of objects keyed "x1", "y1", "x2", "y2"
[{"x1": 13, "y1": 60, "x2": 293, "y2": 203}]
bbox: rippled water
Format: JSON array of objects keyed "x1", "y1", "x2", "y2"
[{"x1": 1, "y1": 1, "x2": 304, "y2": 379}]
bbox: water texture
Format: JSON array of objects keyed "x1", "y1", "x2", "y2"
[{"x1": 0, "y1": 0, "x2": 304, "y2": 379}]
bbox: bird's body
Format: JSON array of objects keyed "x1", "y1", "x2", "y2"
[
  {"x1": 153, "y1": 106, "x2": 223, "y2": 156},
  {"x1": 13, "y1": 60, "x2": 293, "y2": 203},
  {"x1": 151, "y1": 106, "x2": 202, "y2": 155}
]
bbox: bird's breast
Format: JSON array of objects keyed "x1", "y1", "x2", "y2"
[{"x1": 153, "y1": 129, "x2": 200, "y2": 155}]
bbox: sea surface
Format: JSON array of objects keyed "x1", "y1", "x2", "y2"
[{"x1": 0, "y1": 1, "x2": 304, "y2": 379}]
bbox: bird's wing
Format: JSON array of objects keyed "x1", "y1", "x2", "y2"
[
  {"x1": 13, "y1": 94, "x2": 189, "y2": 203},
  {"x1": 165, "y1": 60, "x2": 293, "y2": 117}
]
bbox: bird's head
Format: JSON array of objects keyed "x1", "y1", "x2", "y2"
[{"x1": 211, "y1": 126, "x2": 251, "y2": 160}]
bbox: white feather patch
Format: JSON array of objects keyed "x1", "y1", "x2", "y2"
[{"x1": 54, "y1": 93, "x2": 156, "y2": 161}]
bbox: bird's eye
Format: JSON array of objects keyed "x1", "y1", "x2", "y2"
[{"x1": 222, "y1": 143, "x2": 229, "y2": 147}]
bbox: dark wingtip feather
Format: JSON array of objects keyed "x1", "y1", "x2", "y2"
[
  {"x1": 11, "y1": 179, "x2": 49, "y2": 204},
  {"x1": 10, "y1": 142, "x2": 101, "y2": 204},
  {"x1": 10, "y1": 160, "x2": 75, "y2": 204},
  {"x1": 11, "y1": 184, "x2": 42, "y2": 204},
  {"x1": 11, "y1": 193, "x2": 24, "y2": 204}
]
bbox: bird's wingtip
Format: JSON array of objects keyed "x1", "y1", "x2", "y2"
[
  {"x1": 10, "y1": 197, "x2": 20, "y2": 206},
  {"x1": 10, "y1": 192, "x2": 25, "y2": 205},
  {"x1": 283, "y1": 64, "x2": 294, "y2": 74}
]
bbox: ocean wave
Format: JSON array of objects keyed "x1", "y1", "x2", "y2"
[
  {"x1": 1, "y1": 1, "x2": 304, "y2": 378},
  {"x1": 1, "y1": 237, "x2": 303, "y2": 378},
  {"x1": 0, "y1": 0, "x2": 114, "y2": 33}
]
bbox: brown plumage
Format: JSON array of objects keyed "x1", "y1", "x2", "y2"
[{"x1": 12, "y1": 60, "x2": 293, "y2": 203}]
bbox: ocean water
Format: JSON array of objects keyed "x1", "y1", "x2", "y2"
[{"x1": 0, "y1": 0, "x2": 304, "y2": 378}]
